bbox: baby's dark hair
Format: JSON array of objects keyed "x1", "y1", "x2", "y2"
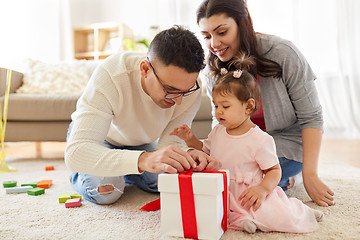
[{"x1": 212, "y1": 55, "x2": 260, "y2": 114}]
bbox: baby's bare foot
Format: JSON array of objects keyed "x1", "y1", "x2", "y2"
[
  {"x1": 286, "y1": 177, "x2": 295, "y2": 189},
  {"x1": 243, "y1": 220, "x2": 257, "y2": 234},
  {"x1": 314, "y1": 209, "x2": 324, "y2": 222},
  {"x1": 287, "y1": 173, "x2": 303, "y2": 189}
]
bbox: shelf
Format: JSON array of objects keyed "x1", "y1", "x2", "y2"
[
  {"x1": 74, "y1": 50, "x2": 115, "y2": 60},
  {"x1": 73, "y1": 22, "x2": 133, "y2": 60}
]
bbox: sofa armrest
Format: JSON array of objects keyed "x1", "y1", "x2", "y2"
[
  {"x1": 0, "y1": 68, "x2": 23, "y2": 96},
  {"x1": 192, "y1": 94, "x2": 212, "y2": 139}
]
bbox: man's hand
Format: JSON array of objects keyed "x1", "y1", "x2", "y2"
[
  {"x1": 188, "y1": 149, "x2": 222, "y2": 171},
  {"x1": 138, "y1": 145, "x2": 197, "y2": 174}
]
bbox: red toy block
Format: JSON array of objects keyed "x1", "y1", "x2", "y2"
[
  {"x1": 45, "y1": 166, "x2": 55, "y2": 171},
  {"x1": 37, "y1": 180, "x2": 52, "y2": 189},
  {"x1": 65, "y1": 198, "x2": 81, "y2": 208}
]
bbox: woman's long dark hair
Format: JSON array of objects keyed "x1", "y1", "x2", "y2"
[{"x1": 197, "y1": 0, "x2": 282, "y2": 79}]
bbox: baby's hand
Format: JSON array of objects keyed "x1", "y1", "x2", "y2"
[
  {"x1": 238, "y1": 185, "x2": 267, "y2": 211},
  {"x1": 169, "y1": 124, "x2": 194, "y2": 142}
]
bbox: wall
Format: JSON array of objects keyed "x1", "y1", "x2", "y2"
[
  {"x1": 0, "y1": 0, "x2": 61, "y2": 71},
  {"x1": 0, "y1": 0, "x2": 202, "y2": 71},
  {"x1": 70, "y1": 0, "x2": 202, "y2": 40}
]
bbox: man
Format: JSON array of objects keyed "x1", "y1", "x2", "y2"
[{"x1": 65, "y1": 26, "x2": 220, "y2": 205}]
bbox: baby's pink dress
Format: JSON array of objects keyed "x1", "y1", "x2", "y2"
[{"x1": 202, "y1": 125, "x2": 319, "y2": 233}]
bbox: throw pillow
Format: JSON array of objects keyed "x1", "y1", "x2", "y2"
[{"x1": 16, "y1": 59, "x2": 90, "y2": 95}]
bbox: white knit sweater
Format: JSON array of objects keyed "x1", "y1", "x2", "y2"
[{"x1": 65, "y1": 51, "x2": 201, "y2": 176}]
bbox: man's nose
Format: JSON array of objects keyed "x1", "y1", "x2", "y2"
[{"x1": 172, "y1": 95, "x2": 183, "y2": 105}]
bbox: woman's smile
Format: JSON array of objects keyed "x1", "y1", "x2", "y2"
[{"x1": 215, "y1": 47, "x2": 229, "y2": 57}]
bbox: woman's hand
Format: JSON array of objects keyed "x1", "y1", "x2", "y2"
[
  {"x1": 238, "y1": 185, "x2": 268, "y2": 211},
  {"x1": 301, "y1": 128, "x2": 335, "y2": 207},
  {"x1": 303, "y1": 173, "x2": 335, "y2": 207}
]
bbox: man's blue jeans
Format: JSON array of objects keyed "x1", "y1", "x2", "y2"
[
  {"x1": 278, "y1": 157, "x2": 303, "y2": 190},
  {"x1": 67, "y1": 123, "x2": 159, "y2": 205}
]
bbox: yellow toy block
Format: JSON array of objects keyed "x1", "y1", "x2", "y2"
[
  {"x1": 70, "y1": 193, "x2": 82, "y2": 200},
  {"x1": 58, "y1": 193, "x2": 71, "y2": 203}
]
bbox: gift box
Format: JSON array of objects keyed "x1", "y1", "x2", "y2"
[{"x1": 158, "y1": 170, "x2": 229, "y2": 240}]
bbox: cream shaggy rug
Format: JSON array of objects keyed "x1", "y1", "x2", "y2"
[{"x1": 0, "y1": 156, "x2": 359, "y2": 240}]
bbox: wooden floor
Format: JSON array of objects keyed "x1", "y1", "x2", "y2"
[
  {"x1": 320, "y1": 138, "x2": 360, "y2": 168},
  {"x1": 3, "y1": 138, "x2": 360, "y2": 168},
  {"x1": 4, "y1": 142, "x2": 66, "y2": 159}
]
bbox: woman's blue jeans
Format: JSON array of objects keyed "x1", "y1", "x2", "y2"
[
  {"x1": 67, "y1": 123, "x2": 159, "y2": 205},
  {"x1": 278, "y1": 157, "x2": 303, "y2": 190}
]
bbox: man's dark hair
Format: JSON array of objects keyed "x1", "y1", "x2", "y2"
[{"x1": 148, "y1": 25, "x2": 205, "y2": 73}]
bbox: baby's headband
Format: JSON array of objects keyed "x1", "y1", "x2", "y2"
[{"x1": 220, "y1": 68, "x2": 243, "y2": 78}]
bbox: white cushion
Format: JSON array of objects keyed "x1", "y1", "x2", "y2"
[{"x1": 16, "y1": 59, "x2": 90, "y2": 95}]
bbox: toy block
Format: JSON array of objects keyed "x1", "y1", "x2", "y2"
[
  {"x1": 21, "y1": 181, "x2": 40, "y2": 188},
  {"x1": 6, "y1": 186, "x2": 33, "y2": 194},
  {"x1": 45, "y1": 165, "x2": 55, "y2": 171},
  {"x1": 37, "y1": 180, "x2": 52, "y2": 189},
  {"x1": 27, "y1": 188, "x2": 45, "y2": 196},
  {"x1": 59, "y1": 193, "x2": 71, "y2": 203},
  {"x1": 65, "y1": 198, "x2": 81, "y2": 208},
  {"x1": 3, "y1": 181, "x2": 17, "y2": 188},
  {"x1": 70, "y1": 193, "x2": 82, "y2": 200}
]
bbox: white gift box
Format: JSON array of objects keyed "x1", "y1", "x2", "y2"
[{"x1": 158, "y1": 170, "x2": 229, "y2": 240}]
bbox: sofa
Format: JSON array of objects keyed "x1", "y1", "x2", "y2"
[{"x1": 0, "y1": 64, "x2": 212, "y2": 143}]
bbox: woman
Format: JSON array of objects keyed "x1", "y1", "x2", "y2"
[{"x1": 196, "y1": 0, "x2": 334, "y2": 207}]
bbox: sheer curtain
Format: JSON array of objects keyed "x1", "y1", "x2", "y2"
[
  {"x1": 58, "y1": 0, "x2": 73, "y2": 61},
  {"x1": 335, "y1": 0, "x2": 360, "y2": 137},
  {"x1": 0, "y1": 0, "x2": 72, "y2": 70},
  {"x1": 299, "y1": 0, "x2": 360, "y2": 138}
]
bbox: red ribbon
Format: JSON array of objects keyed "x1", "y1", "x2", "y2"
[
  {"x1": 201, "y1": 170, "x2": 228, "y2": 233},
  {"x1": 140, "y1": 170, "x2": 228, "y2": 238},
  {"x1": 139, "y1": 198, "x2": 160, "y2": 211},
  {"x1": 178, "y1": 170, "x2": 198, "y2": 239}
]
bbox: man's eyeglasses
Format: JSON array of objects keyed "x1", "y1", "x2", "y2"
[{"x1": 146, "y1": 57, "x2": 200, "y2": 99}]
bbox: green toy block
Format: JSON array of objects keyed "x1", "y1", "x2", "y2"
[
  {"x1": 21, "y1": 181, "x2": 40, "y2": 188},
  {"x1": 27, "y1": 187, "x2": 45, "y2": 196},
  {"x1": 3, "y1": 181, "x2": 17, "y2": 188},
  {"x1": 70, "y1": 193, "x2": 82, "y2": 200},
  {"x1": 59, "y1": 193, "x2": 71, "y2": 203}
]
